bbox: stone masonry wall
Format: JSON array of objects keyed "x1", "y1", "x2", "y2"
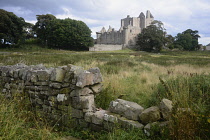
[
  {"x1": 89, "y1": 44, "x2": 123, "y2": 51},
  {"x1": 0, "y1": 64, "x2": 172, "y2": 135},
  {"x1": 0, "y1": 64, "x2": 103, "y2": 127}
]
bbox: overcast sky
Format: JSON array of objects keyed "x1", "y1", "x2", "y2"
[{"x1": 0, "y1": 0, "x2": 210, "y2": 45}]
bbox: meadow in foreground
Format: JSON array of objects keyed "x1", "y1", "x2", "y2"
[{"x1": 0, "y1": 45, "x2": 209, "y2": 139}]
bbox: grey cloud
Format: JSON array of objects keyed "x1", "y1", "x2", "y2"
[{"x1": 0, "y1": 0, "x2": 209, "y2": 44}]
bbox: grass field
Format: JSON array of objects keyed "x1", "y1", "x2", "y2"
[{"x1": 0, "y1": 44, "x2": 210, "y2": 139}]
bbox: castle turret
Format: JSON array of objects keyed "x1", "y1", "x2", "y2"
[
  {"x1": 100, "y1": 27, "x2": 106, "y2": 33},
  {"x1": 139, "y1": 12, "x2": 146, "y2": 29},
  {"x1": 107, "y1": 26, "x2": 113, "y2": 32},
  {"x1": 146, "y1": 10, "x2": 154, "y2": 27}
]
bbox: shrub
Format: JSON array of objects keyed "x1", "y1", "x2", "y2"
[{"x1": 154, "y1": 75, "x2": 210, "y2": 139}]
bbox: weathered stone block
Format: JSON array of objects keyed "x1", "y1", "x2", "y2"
[
  {"x1": 84, "y1": 112, "x2": 94, "y2": 123},
  {"x1": 104, "y1": 112, "x2": 119, "y2": 123},
  {"x1": 92, "y1": 110, "x2": 107, "y2": 125},
  {"x1": 36, "y1": 64, "x2": 47, "y2": 70},
  {"x1": 25, "y1": 81, "x2": 33, "y2": 86},
  {"x1": 61, "y1": 83, "x2": 70, "y2": 88},
  {"x1": 34, "y1": 82, "x2": 49, "y2": 86},
  {"x1": 18, "y1": 68, "x2": 28, "y2": 80},
  {"x1": 76, "y1": 71, "x2": 94, "y2": 88},
  {"x1": 90, "y1": 83, "x2": 103, "y2": 94},
  {"x1": 75, "y1": 67, "x2": 103, "y2": 88},
  {"x1": 144, "y1": 121, "x2": 169, "y2": 137},
  {"x1": 88, "y1": 67, "x2": 103, "y2": 84},
  {"x1": 50, "y1": 82, "x2": 62, "y2": 89},
  {"x1": 64, "y1": 72, "x2": 74, "y2": 83},
  {"x1": 72, "y1": 95, "x2": 95, "y2": 110},
  {"x1": 50, "y1": 68, "x2": 66, "y2": 82},
  {"x1": 160, "y1": 98, "x2": 172, "y2": 120},
  {"x1": 71, "y1": 108, "x2": 84, "y2": 118},
  {"x1": 8, "y1": 69, "x2": 15, "y2": 77},
  {"x1": 36, "y1": 86, "x2": 49, "y2": 91},
  {"x1": 70, "y1": 87, "x2": 93, "y2": 97},
  {"x1": 109, "y1": 99, "x2": 144, "y2": 120},
  {"x1": 118, "y1": 116, "x2": 144, "y2": 129},
  {"x1": 57, "y1": 94, "x2": 67, "y2": 102},
  {"x1": 37, "y1": 70, "x2": 50, "y2": 81},
  {"x1": 67, "y1": 64, "x2": 84, "y2": 75},
  {"x1": 1, "y1": 66, "x2": 10, "y2": 76},
  {"x1": 139, "y1": 106, "x2": 161, "y2": 124},
  {"x1": 30, "y1": 71, "x2": 37, "y2": 82},
  {"x1": 25, "y1": 86, "x2": 36, "y2": 91},
  {"x1": 13, "y1": 69, "x2": 19, "y2": 79},
  {"x1": 4, "y1": 83, "x2": 10, "y2": 89},
  {"x1": 60, "y1": 88, "x2": 71, "y2": 94}
]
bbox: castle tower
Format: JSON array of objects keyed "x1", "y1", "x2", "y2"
[
  {"x1": 146, "y1": 10, "x2": 154, "y2": 27},
  {"x1": 96, "y1": 27, "x2": 106, "y2": 44},
  {"x1": 139, "y1": 12, "x2": 146, "y2": 29}
]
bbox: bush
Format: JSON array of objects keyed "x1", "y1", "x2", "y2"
[
  {"x1": 24, "y1": 38, "x2": 41, "y2": 44},
  {"x1": 95, "y1": 84, "x2": 115, "y2": 109},
  {"x1": 154, "y1": 75, "x2": 210, "y2": 139}
]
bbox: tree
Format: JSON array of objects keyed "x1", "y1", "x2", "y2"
[
  {"x1": 33, "y1": 14, "x2": 56, "y2": 44},
  {"x1": 165, "y1": 35, "x2": 175, "y2": 50},
  {"x1": 174, "y1": 29, "x2": 200, "y2": 50},
  {"x1": 24, "y1": 22, "x2": 35, "y2": 39},
  {"x1": 137, "y1": 20, "x2": 165, "y2": 52},
  {"x1": 0, "y1": 9, "x2": 26, "y2": 45},
  {"x1": 45, "y1": 18, "x2": 93, "y2": 50}
]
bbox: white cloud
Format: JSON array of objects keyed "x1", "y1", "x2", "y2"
[
  {"x1": 199, "y1": 34, "x2": 210, "y2": 45},
  {"x1": 25, "y1": 20, "x2": 36, "y2": 24},
  {"x1": 1, "y1": 0, "x2": 210, "y2": 41},
  {"x1": 56, "y1": 8, "x2": 100, "y2": 25},
  {"x1": 199, "y1": 37, "x2": 210, "y2": 45}
]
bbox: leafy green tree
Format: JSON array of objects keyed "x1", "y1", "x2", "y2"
[
  {"x1": 0, "y1": 9, "x2": 26, "y2": 45},
  {"x1": 24, "y1": 22, "x2": 35, "y2": 39},
  {"x1": 137, "y1": 20, "x2": 165, "y2": 52},
  {"x1": 45, "y1": 18, "x2": 93, "y2": 50},
  {"x1": 174, "y1": 29, "x2": 200, "y2": 50},
  {"x1": 33, "y1": 14, "x2": 56, "y2": 44}
]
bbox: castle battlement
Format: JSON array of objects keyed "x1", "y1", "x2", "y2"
[{"x1": 96, "y1": 10, "x2": 154, "y2": 46}]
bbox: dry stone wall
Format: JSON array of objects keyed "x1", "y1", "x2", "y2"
[
  {"x1": 0, "y1": 64, "x2": 172, "y2": 135},
  {"x1": 0, "y1": 63, "x2": 103, "y2": 127}
]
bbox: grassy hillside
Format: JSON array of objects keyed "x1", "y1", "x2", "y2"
[{"x1": 0, "y1": 45, "x2": 209, "y2": 139}]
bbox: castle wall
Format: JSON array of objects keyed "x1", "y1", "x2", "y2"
[
  {"x1": 126, "y1": 26, "x2": 141, "y2": 45},
  {"x1": 146, "y1": 17, "x2": 153, "y2": 27},
  {"x1": 89, "y1": 44, "x2": 123, "y2": 51},
  {"x1": 97, "y1": 30, "x2": 124, "y2": 45}
]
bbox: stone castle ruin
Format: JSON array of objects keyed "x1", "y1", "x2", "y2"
[{"x1": 95, "y1": 10, "x2": 154, "y2": 48}]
